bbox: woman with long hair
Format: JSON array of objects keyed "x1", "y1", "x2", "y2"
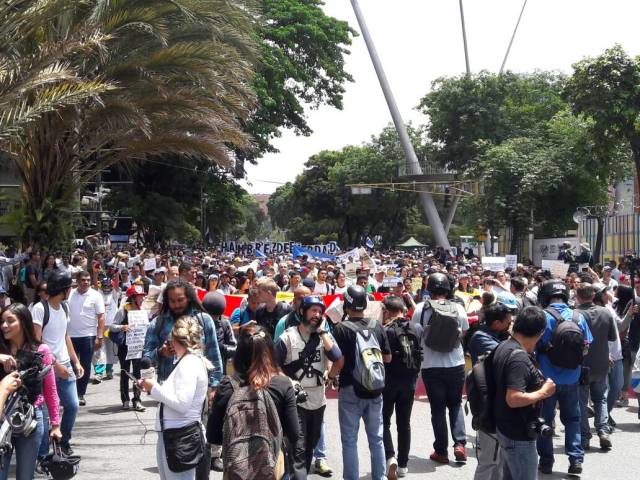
[
  {"x1": 40, "y1": 254, "x2": 58, "y2": 283},
  {"x1": 138, "y1": 316, "x2": 210, "y2": 480},
  {"x1": 0, "y1": 303, "x2": 61, "y2": 480},
  {"x1": 235, "y1": 275, "x2": 250, "y2": 295},
  {"x1": 207, "y1": 325, "x2": 299, "y2": 479}
]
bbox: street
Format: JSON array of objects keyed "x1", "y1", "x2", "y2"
[{"x1": 20, "y1": 370, "x2": 639, "y2": 480}]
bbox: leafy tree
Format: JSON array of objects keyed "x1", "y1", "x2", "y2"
[
  {"x1": 564, "y1": 44, "x2": 640, "y2": 184},
  {"x1": 237, "y1": 0, "x2": 356, "y2": 167},
  {"x1": 418, "y1": 71, "x2": 566, "y2": 171},
  {"x1": 1, "y1": 0, "x2": 257, "y2": 248}
]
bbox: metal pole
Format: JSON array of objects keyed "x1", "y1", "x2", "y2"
[
  {"x1": 349, "y1": 0, "x2": 450, "y2": 248},
  {"x1": 444, "y1": 196, "x2": 460, "y2": 234},
  {"x1": 500, "y1": 0, "x2": 528, "y2": 74},
  {"x1": 459, "y1": 0, "x2": 471, "y2": 74}
]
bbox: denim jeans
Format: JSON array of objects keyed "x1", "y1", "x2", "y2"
[
  {"x1": 0, "y1": 406, "x2": 44, "y2": 480},
  {"x1": 382, "y1": 382, "x2": 415, "y2": 467},
  {"x1": 313, "y1": 421, "x2": 327, "y2": 460},
  {"x1": 496, "y1": 429, "x2": 538, "y2": 480},
  {"x1": 338, "y1": 385, "x2": 386, "y2": 480},
  {"x1": 607, "y1": 359, "x2": 624, "y2": 413},
  {"x1": 71, "y1": 336, "x2": 95, "y2": 397},
  {"x1": 537, "y1": 383, "x2": 583, "y2": 467},
  {"x1": 56, "y1": 362, "x2": 79, "y2": 448},
  {"x1": 579, "y1": 380, "x2": 609, "y2": 437},
  {"x1": 421, "y1": 365, "x2": 466, "y2": 454}
]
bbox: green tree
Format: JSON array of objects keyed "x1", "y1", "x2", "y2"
[
  {"x1": 237, "y1": 0, "x2": 355, "y2": 167},
  {"x1": 564, "y1": 44, "x2": 640, "y2": 184},
  {"x1": 1, "y1": 0, "x2": 257, "y2": 248}
]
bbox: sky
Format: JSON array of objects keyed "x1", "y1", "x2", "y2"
[{"x1": 239, "y1": 0, "x2": 640, "y2": 194}]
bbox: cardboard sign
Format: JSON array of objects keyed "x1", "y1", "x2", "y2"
[
  {"x1": 345, "y1": 262, "x2": 358, "y2": 281},
  {"x1": 541, "y1": 260, "x2": 569, "y2": 278},
  {"x1": 125, "y1": 310, "x2": 149, "y2": 360},
  {"x1": 142, "y1": 257, "x2": 156, "y2": 272},
  {"x1": 505, "y1": 255, "x2": 518, "y2": 271},
  {"x1": 481, "y1": 256, "x2": 506, "y2": 272}
]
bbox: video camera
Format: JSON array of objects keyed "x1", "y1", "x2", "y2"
[
  {"x1": 523, "y1": 363, "x2": 553, "y2": 440},
  {"x1": 0, "y1": 352, "x2": 51, "y2": 461},
  {"x1": 625, "y1": 252, "x2": 640, "y2": 290}
]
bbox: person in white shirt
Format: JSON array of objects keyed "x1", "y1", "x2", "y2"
[
  {"x1": 313, "y1": 269, "x2": 332, "y2": 295},
  {"x1": 333, "y1": 271, "x2": 350, "y2": 295},
  {"x1": 137, "y1": 316, "x2": 210, "y2": 480},
  {"x1": 67, "y1": 270, "x2": 105, "y2": 406},
  {"x1": 33, "y1": 270, "x2": 84, "y2": 457},
  {"x1": 93, "y1": 276, "x2": 121, "y2": 382},
  {"x1": 602, "y1": 266, "x2": 619, "y2": 289}
]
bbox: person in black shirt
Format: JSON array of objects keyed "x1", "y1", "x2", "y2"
[
  {"x1": 381, "y1": 296, "x2": 422, "y2": 478},
  {"x1": 255, "y1": 277, "x2": 292, "y2": 337},
  {"x1": 492, "y1": 306, "x2": 556, "y2": 480}
]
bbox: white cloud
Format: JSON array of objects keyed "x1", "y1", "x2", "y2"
[{"x1": 240, "y1": 0, "x2": 640, "y2": 193}]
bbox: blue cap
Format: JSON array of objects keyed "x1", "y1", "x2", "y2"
[{"x1": 496, "y1": 291, "x2": 518, "y2": 311}]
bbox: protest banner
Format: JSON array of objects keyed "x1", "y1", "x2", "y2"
[
  {"x1": 481, "y1": 256, "x2": 506, "y2": 272},
  {"x1": 337, "y1": 248, "x2": 360, "y2": 264},
  {"x1": 505, "y1": 254, "x2": 518, "y2": 271},
  {"x1": 541, "y1": 259, "x2": 569, "y2": 278},
  {"x1": 218, "y1": 241, "x2": 340, "y2": 257},
  {"x1": 357, "y1": 247, "x2": 377, "y2": 271},
  {"x1": 125, "y1": 310, "x2": 149, "y2": 360}
]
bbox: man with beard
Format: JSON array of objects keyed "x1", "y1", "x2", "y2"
[
  {"x1": 142, "y1": 278, "x2": 223, "y2": 480},
  {"x1": 276, "y1": 295, "x2": 342, "y2": 478}
]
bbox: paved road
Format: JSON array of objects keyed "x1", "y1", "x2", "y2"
[{"x1": 12, "y1": 371, "x2": 640, "y2": 479}]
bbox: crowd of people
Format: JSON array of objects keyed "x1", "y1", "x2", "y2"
[{"x1": 0, "y1": 242, "x2": 637, "y2": 480}]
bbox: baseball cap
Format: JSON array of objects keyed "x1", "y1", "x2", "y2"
[
  {"x1": 496, "y1": 291, "x2": 519, "y2": 312},
  {"x1": 154, "y1": 267, "x2": 167, "y2": 275}
]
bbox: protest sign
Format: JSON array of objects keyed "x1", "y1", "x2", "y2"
[
  {"x1": 382, "y1": 276, "x2": 402, "y2": 288},
  {"x1": 345, "y1": 262, "x2": 357, "y2": 281},
  {"x1": 337, "y1": 248, "x2": 360, "y2": 264},
  {"x1": 411, "y1": 276, "x2": 423, "y2": 293},
  {"x1": 505, "y1": 255, "x2": 518, "y2": 271},
  {"x1": 358, "y1": 247, "x2": 376, "y2": 271},
  {"x1": 142, "y1": 257, "x2": 156, "y2": 272},
  {"x1": 541, "y1": 259, "x2": 569, "y2": 278},
  {"x1": 218, "y1": 241, "x2": 340, "y2": 257},
  {"x1": 481, "y1": 256, "x2": 506, "y2": 272},
  {"x1": 126, "y1": 310, "x2": 149, "y2": 360}
]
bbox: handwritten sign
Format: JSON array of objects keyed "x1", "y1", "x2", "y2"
[
  {"x1": 126, "y1": 310, "x2": 149, "y2": 360},
  {"x1": 481, "y1": 256, "x2": 506, "y2": 272},
  {"x1": 541, "y1": 260, "x2": 569, "y2": 278},
  {"x1": 143, "y1": 257, "x2": 157, "y2": 272}
]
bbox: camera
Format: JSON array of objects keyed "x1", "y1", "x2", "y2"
[
  {"x1": 292, "y1": 381, "x2": 308, "y2": 404},
  {"x1": 525, "y1": 417, "x2": 553, "y2": 440}
]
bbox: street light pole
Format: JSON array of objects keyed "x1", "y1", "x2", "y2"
[
  {"x1": 459, "y1": 0, "x2": 470, "y2": 74},
  {"x1": 349, "y1": 0, "x2": 450, "y2": 248}
]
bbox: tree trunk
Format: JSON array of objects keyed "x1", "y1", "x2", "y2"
[{"x1": 510, "y1": 224, "x2": 519, "y2": 255}]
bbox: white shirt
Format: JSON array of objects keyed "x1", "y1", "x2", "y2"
[
  {"x1": 32, "y1": 302, "x2": 71, "y2": 364},
  {"x1": 150, "y1": 353, "x2": 208, "y2": 430},
  {"x1": 313, "y1": 281, "x2": 330, "y2": 295},
  {"x1": 334, "y1": 285, "x2": 349, "y2": 295},
  {"x1": 411, "y1": 300, "x2": 468, "y2": 369},
  {"x1": 68, "y1": 287, "x2": 105, "y2": 338},
  {"x1": 102, "y1": 291, "x2": 120, "y2": 326}
]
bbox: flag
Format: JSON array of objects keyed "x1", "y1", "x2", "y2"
[
  {"x1": 255, "y1": 249, "x2": 266, "y2": 259},
  {"x1": 365, "y1": 237, "x2": 374, "y2": 249},
  {"x1": 292, "y1": 245, "x2": 336, "y2": 261}
]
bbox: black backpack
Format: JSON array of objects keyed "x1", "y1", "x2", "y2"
[
  {"x1": 420, "y1": 300, "x2": 461, "y2": 352},
  {"x1": 544, "y1": 308, "x2": 585, "y2": 369},
  {"x1": 465, "y1": 349, "x2": 497, "y2": 433},
  {"x1": 385, "y1": 320, "x2": 422, "y2": 375},
  {"x1": 41, "y1": 300, "x2": 69, "y2": 331}
]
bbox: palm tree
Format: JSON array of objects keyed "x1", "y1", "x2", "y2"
[{"x1": 0, "y1": 0, "x2": 257, "y2": 247}]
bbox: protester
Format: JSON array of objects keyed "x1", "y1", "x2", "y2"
[
  {"x1": 411, "y1": 273, "x2": 469, "y2": 464},
  {"x1": 255, "y1": 277, "x2": 292, "y2": 338},
  {"x1": 0, "y1": 303, "x2": 61, "y2": 480},
  {"x1": 138, "y1": 316, "x2": 211, "y2": 480}
]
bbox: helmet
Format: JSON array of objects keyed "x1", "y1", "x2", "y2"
[
  {"x1": 202, "y1": 291, "x2": 226, "y2": 317},
  {"x1": 126, "y1": 284, "x2": 145, "y2": 298},
  {"x1": 343, "y1": 285, "x2": 367, "y2": 312},
  {"x1": 99, "y1": 276, "x2": 112, "y2": 291},
  {"x1": 427, "y1": 273, "x2": 450, "y2": 295},
  {"x1": 46, "y1": 271, "x2": 73, "y2": 296},
  {"x1": 40, "y1": 441, "x2": 80, "y2": 479},
  {"x1": 537, "y1": 280, "x2": 569, "y2": 307},
  {"x1": 301, "y1": 295, "x2": 326, "y2": 314}
]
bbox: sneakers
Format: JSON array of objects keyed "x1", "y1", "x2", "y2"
[
  {"x1": 598, "y1": 432, "x2": 612, "y2": 449},
  {"x1": 91, "y1": 375, "x2": 103, "y2": 385},
  {"x1": 35, "y1": 458, "x2": 46, "y2": 475},
  {"x1": 132, "y1": 402, "x2": 146, "y2": 412},
  {"x1": 538, "y1": 463, "x2": 553, "y2": 474},
  {"x1": 60, "y1": 444, "x2": 74, "y2": 456},
  {"x1": 568, "y1": 462, "x2": 583, "y2": 475},
  {"x1": 211, "y1": 457, "x2": 223, "y2": 472},
  {"x1": 616, "y1": 397, "x2": 629, "y2": 407},
  {"x1": 122, "y1": 401, "x2": 131, "y2": 410},
  {"x1": 386, "y1": 457, "x2": 398, "y2": 480},
  {"x1": 398, "y1": 466, "x2": 408, "y2": 477},
  {"x1": 313, "y1": 458, "x2": 333, "y2": 477},
  {"x1": 429, "y1": 451, "x2": 449, "y2": 464},
  {"x1": 78, "y1": 396, "x2": 86, "y2": 406},
  {"x1": 104, "y1": 372, "x2": 114, "y2": 380},
  {"x1": 453, "y1": 443, "x2": 467, "y2": 462}
]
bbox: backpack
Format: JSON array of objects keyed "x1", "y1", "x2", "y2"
[
  {"x1": 465, "y1": 349, "x2": 497, "y2": 433},
  {"x1": 343, "y1": 319, "x2": 386, "y2": 396},
  {"x1": 420, "y1": 300, "x2": 461, "y2": 353},
  {"x1": 544, "y1": 308, "x2": 585, "y2": 370},
  {"x1": 41, "y1": 300, "x2": 69, "y2": 332},
  {"x1": 385, "y1": 321, "x2": 422, "y2": 375},
  {"x1": 222, "y1": 375, "x2": 285, "y2": 480}
]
